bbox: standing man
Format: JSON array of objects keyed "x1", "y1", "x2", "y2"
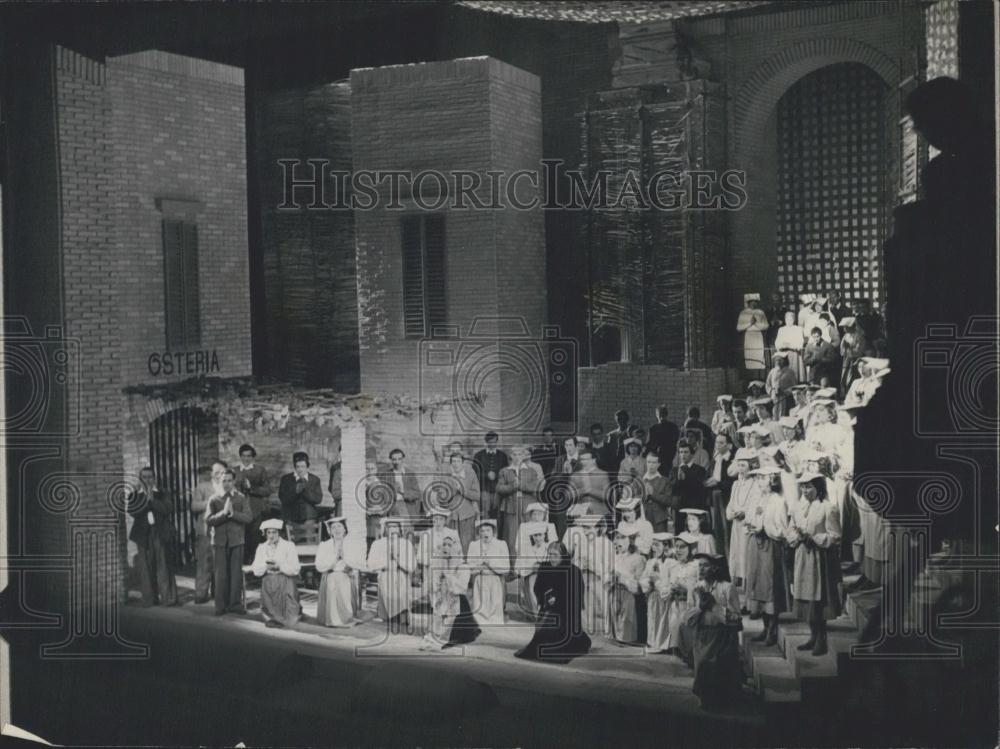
[
  {"x1": 232, "y1": 443, "x2": 272, "y2": 565},
  {"x1": 441, "y1": 451, "x2": 480, "y2": 554},
  {"x1": 129, "y1": 466, "x2": 178, "y2": 607},
  {"x1": 606, "y1": 410, "x2": 631, "y2": 463},
  {"x1": 190, "y1": 460, "x2": 226, "y2": 604},
  {"x1": 646, "y1": 405, "x2": 681, "y2": 475},
  {"x1": 207, "y1": 469, "x2": 253, "y2": 615},
  {"x1": 589, "y1": 423, "x2": 616, "y2": 473},
  {"x1": 802, "y1": 327, "x2": 839, "y2": 387},
  {"x1": 570, "y1": 448, "x2": 610, "y2": 516},
  {"x1": 385, "y1": 448, "x2": 422, "y2": 519},
  {"x1": 683, "y1": 407, "x2": 714, "y2": 454},
  {"x1": 278, "y1": 451, "x2": 323, "y2": 525},
  {"x1": 670, "y1": 441, "x2": 708, "y2": 513},
  {"x1": 531, "y1": 426, "x2": 562, "y2": 478},
  {"x1": 496, "y1": 445, "x2": 543, "y2": 554},
  {"x1": 473, "y1": 432, "x2": 508, "y2": 522},
  {"x1": 639, "y1": 453, "x2": 673, "y2": 534}
]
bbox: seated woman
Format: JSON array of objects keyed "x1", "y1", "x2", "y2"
[
  {"x1": 420, "y1": 534, "x2": 474, "y2": 650},
  {"x1": 514, "y1": 541, "x2": 591, "y2": 664},
  {"x1": 609, "y1": 530, "x2": 645, "y2": 645},
  {"x1": 418, "y1": 508, "x2": 460, "y2": 604},
  {"x1": 640, "y1": 532, "x2": 678, "y2": 653},
  {"x1": 315, "y1": 516, "x2": 366, "y2": 628},
  {"x1": 251, "y1": 518, "x2": 302, "y2": 629},
  {"x1": 682, "y1": 553, "x2": 745, "y2": 710},
  {"x1": 516, "y1": 521, "x2": 550, "y2": 617},
  {"x1": 466, "y1": 519, "x2": 510, "y2": 627},
  {"x1": 366, "y1": 517, "x2": 417, "y2": 626}
]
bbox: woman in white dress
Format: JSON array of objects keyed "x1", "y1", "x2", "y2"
[
  {"x1": 664, "y1": 536, "x2": 700, "y2": 655},
  {"x1": 640, "y1": 533, "x2": 678, "y2": 652},
  {"x1": 565, "y1": 510, "x2": 614, "y2": 636},
  {"x1": 515, "y1": 503, "x2": 558, "y2": 558},
  {"x1": 609, "y1": 532, "x2": 645, "y2": 644},
  {"x1": 615, "y1": 494, "x2": 654, "y2": 556},
  {"x1": 420, "y1": 535, "x2": 472, "y2": 650},
  {"x1": 774, "y1": 310, "x2": 807, "y2": 381},
  {"x1": 736, "y1": 293, "x2": 770, "y2": 375},
  {"x1": 516, "y1": 521, "x2": 550, "y2": 617},
  {"x1": 251, "y1": 518, "x2": 302, "y2": 629},
  {"x1": 725, "y1": 448, "x2": 759, "y2": 608},
  {"x1": 315, "y1": 516, "x2": 365, "y2": 627},
  {"x1": 366, "y1": 517, "x2": 417, "y2": 625},
  {"x1": 466, "y1": 519, "x2": 510, "y2": 627}
]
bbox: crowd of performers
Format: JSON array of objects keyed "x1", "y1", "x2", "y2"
[{"x1": 124, "y1": 351, "x2": 892, "y2": 710}]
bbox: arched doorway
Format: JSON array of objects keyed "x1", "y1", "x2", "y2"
[
  {"x1": 775, "y1": 63, "x2": 888, "y2": 309},
  {"x1": 148, "y1": 406, "x2": 219, "y2": 568}
]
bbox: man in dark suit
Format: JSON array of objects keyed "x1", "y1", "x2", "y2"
[
  {"x1": 531, "y1": 426, "x2": 562, "y2": 478},
  {"x1": 683, "y1": 406, "x2": 714, "y2": 455},
  {"x1": 588, "y1": 422, "x2": 617, "y2": 473},
  {"x1": 232, "y1": 443, "x2": 272, "y2": 564},
  {"x1": 207, "y1": 469, "x2": 253, "y2": 615},
  {"x1": 473, "y1": 432, "x2": 508, "y2": 520},
  {"x1": 605, "y1": 409, "x2": 631, "y2": 463},
  {"x1": 278, "y1": 451, "x2": 324, "y2": 524},
  {"x1": 385, "y1": 448, "x2": 422, "y2": 519},
  {"x1": 646, "y1": 404, "x2": 680, "y2": 476},
  {"x1": 129, "y1": 466, "x2": 178, "y2": 607},
  {"x1": 669, "y1": 440, "x2": 708, "y2": 512}
]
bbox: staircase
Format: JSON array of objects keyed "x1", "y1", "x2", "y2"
[{"x1": 740, "y1": 566, "x2": 873, "y2": 712}]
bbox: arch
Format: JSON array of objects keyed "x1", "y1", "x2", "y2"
[{"x1": 732, "y1": 37, "x2": 899, "y2": 164}]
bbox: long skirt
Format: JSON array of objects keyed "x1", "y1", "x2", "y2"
[
  {"x1": 744, "y1": 331, "x2": 765, "y2": 370},
  {"x1": 472, "y1": 573, "x2": 506, "y2": 626},
  {"x1": 646, "y1": 593, "x2": 672, "y2": 652},
  {"x1": 520, "y1": 574, "x2": 539, "y2": 617},
  {"x1": 515, "y1": 606, "x2": 591, "y2": 663},
  {"x1": 317, "y1": 570, "x2": 358, "y2": 627},
  {"x1": 260, "y1": 573, "x2": 301, "y2": 627},
  {"x1": 728, "y1": 518, "x2": 750, "y2": 586},
  {"x1": 745, "y1": 535, "x2": 792, "y2": 616},
  {"x1": 377, "y1": 569, "x2": 412, "y2": 620},
  {"x1": 709, "y1": 489, "x2": 730, "y2": 559},
  {"x1": 685, "y1": 614, "x2": 743, "y2": 707},
  {"x1": 794, "y1": 546, "x2": 843, "y2": 621},
  {"x1": 610, "y1": 584, "x2": 640, "y2": 644},
  {"x1": 581, "y1": 570, "x2": 610, "y2": 636}
]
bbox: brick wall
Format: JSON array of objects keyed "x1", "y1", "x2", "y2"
[
  {"x1": 107, "y1": 50, "x2": 251, "y2": 387},
  {"x1": 253, "y1": 81, "x2": 359, "y2": 391},
  {"x1": 352, "y1": 57, "x2": 548, "y2": 442},
  {"x1": 679, "y1": 1, "x2": 925, "y2": 342},
  {"x1": 577, "y1": 363, "x2": 741, "y2": 437}
]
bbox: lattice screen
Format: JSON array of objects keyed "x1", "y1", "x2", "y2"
[{"x1": 776, "y1": 63, "x2": 887, "y2": 307}]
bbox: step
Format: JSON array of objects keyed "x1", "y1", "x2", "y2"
[
  {"x1": 750, "y1": 654, "x2": 799, "y2": 693},
  {"x1": 762, "y1": 686, "x2": 802, "y2": 704}
]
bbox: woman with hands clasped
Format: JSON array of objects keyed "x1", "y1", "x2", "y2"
[
  {"x1": 466, "y1": 519, "x2": 510, "y2": 627},
  {"x1": 315, "y1": 517, "x2": 366, "y2": 628}
]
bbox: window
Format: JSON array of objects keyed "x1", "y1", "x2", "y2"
[
  {"x1": 161, "y1": 218, "x2": 201, "y2": 349},
  {"x1": 400, "y1": 214, "x2": 446, "y2": 338}
]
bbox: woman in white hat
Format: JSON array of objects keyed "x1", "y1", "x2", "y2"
[
  {"x1": 766, "y1": 354, "x2": 799, "y2": 419},
  {"x1": 679, "y1": 508, "x2": 716, "y2": 556},
  {"x1": 515, "y1": 502, "x2": 558, "y2": 558},
  {"x1": 787, "y1": 473, "x2": 842, "y2": 656},
  {"x1": 315, "y1": 517, "x2": 365, "y2": 628},
  {"x1": 725, "y1": 448, "x2": 759, "y2": 609},
  {"x1": 774, "y1": 309, "x2": 807, "y2": 382},
  {"x1": 710, "y1": 394, "x2": 735, "y2": 440},
  {"x1": 743, "y1": 467, "x2": 793, "y2": 646},
  {"x1": 615, "y1": 494, "x2": 653, "y2": 556},
  {"x1": 640, "y1": 532, "x2": 678, "y2": 653},
  {"x1": 617, "y1": 437, "x2": 646, "y2": 485},
  {"x1": 366, "y1": 517, "x2": 417, "y2": 626},
  {"x1": 417, "y1": 508, "x2": 461, "y2": 605},
  {"x1": 466, "y1": 519, "x2": 510, "y2": 626},
  {"x1": 420, "y1": 534, "x2": 473, "y2": 650},
  {"x1": 609, "y1": 531, "x2": 645, "y2": 644},
  {"x1": 516, "y1": 521, "x2": 551, "y2": 616},
  {"x1": 565, "y1": 509, "x2": 614, "y2": 637},
  {"x1": 736, "y1": 293, "x2": 769, "y2": 377},
  {"x1": 663, "y1": 535, "x2": 700, "y2": 655},
  {"x1": 251, "y1": 518, "x2": 302, "y2": 629}
]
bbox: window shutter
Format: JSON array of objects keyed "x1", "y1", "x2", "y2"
[
  {"x1": 423, "y1": 215, "x2": 447, "y2": 332},
  {"x1": 162, "y1": 219, "x2": 186, "y2": 349},
  {"x1": 401, "y1": 216, "x2": 426, "y2": 338},
  {"x1": 181, "y1": 222, "x2": 201, "y2": 346}
]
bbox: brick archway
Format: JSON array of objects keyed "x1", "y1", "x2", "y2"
[{"x1": 732, "y1": 37, "x2": 899, "y2": 164}]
